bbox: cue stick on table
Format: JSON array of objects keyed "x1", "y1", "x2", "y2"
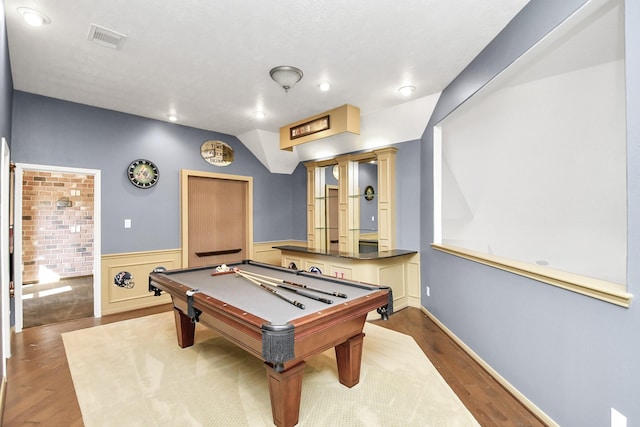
[
  {"x1": 235, "y1": 268, "x2": 334, "y2": 304},
  {"x1": 234, "y1": 269, "x2": 305, "y2": 309},
  {"x1": 236, "y1": 268, "x2": 348, "y2": 298}
]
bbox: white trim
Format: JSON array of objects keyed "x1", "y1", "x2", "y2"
[
  {"x1": 1, "y1": 138, "x2": 10, "y2": 369},
  {"x1": 13, "y1": 163, "x2": 101, "y2": 332},
  {"x1": 93, "y1": 171, "x2": 102, "y2": 318},
  {"x1": 432, "y1": 243, "x2": 632, "y2": 307},
  {"x1": 432, "y1": 125, "x2": 442, "y2": 244}
]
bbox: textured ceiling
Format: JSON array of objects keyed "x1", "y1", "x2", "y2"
[
  {"x1": 5, "y1": 1, "x2": 533, "y2": 171},
  {"x1": 5, "y1": 0, "x2": 530, "y2": 138}
]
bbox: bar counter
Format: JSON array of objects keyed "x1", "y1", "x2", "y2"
[
  {"x1": 273, "y1": 245, "x2": 420, "y2": 311},
  {"x1": 272, "y1": 245, "x2": 417, "y2": 260}
]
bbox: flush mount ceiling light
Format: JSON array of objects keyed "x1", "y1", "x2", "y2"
[
  {"x1": 167, "y1": 114, "x2": 178, "y2": 122},
  {"x1": 17, "y1": 7, "x2": 50, "y2": 27},
  {"x1": 319, "y1": 82, "x2": 331, "y2": 92},
  {"x1": 254, "y1": 111, "x2": 265, "y2": 119},
  {"x1": 398, "y1": 85, "x2": 416, "y2": 96},
  {"x1": 270, "y1": 66, "x2": 303, "y2": 93}
]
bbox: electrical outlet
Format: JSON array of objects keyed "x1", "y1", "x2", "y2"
[
  {"x1": 426, "y1": 286, "x2": 430, "y2": 297},
  {"x1": 611, "y1": 408, "x2": 626, "y2": 427},
  {"x1": 124, "y1": 219, "x2": 131, "y2": 228}
]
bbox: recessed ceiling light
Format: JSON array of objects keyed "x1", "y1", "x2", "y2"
[
  {"x1": 319, "y1": 82, "x2": 331, "y2": 92},
  {"x1": 254, "y1": 111, "x2": 265, "y2": 119},
  {"x1": 17, "y1": 7, "x2": 50, "y2": 27},
  {"x1": 168, "y1": 114, "x2": 178, "y2": 122},
  {"x1": 398, "y1": 86, "x2": 416, "y2": 97}
]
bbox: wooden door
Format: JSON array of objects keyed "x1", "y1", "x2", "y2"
[{"x1": 181, "y1": 171, "x2": 253, "y2": 268}]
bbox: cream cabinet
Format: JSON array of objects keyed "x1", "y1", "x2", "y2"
[{"x1": 277, "y1": 245, "x2": 420, "y2": 311}]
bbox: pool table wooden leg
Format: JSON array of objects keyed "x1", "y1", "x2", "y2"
[
  {"x1": 173, "y1": 307, "x2": 196, "y2": 348},
  {"x1": 265, "y1": 361, "x2": 306, "y2": 427},
  {"x1": 335, "y1": 332, "x2": 365, "y2": 388}
]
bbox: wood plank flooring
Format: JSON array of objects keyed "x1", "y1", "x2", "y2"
[
  {"x1": 370, "y1": 308, "x2": 547, "y2": 427},
  {"x1": 3, "y1": 306, "x2": 547, "y2": 426}
]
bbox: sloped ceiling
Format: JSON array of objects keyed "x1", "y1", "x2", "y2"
[{"x1": 4, "y1": 0, "x2": 530, "y2": 172}]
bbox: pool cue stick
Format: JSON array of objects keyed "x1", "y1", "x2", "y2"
[
  {"x1": 236, "y1": 269, "x2": 333, "y2": 304},
  {"x1": 236, "y1": 268, "x2": 348, "y2": 299},
  {"x1": 234, "y1": 270, "x2": 305, "y2": 309}
]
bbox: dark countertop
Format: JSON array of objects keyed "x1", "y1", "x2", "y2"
[{"x1": 273, "y1": 245, "x2": 417, "y2": 260}]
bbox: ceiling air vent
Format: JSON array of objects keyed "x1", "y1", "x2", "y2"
[{"x1": 87, "y1": 24, "x2": 127, "y2": 49}]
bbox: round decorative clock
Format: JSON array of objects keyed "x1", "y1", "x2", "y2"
[
  {"x1": 127, "y1": 159, "x2": 159, "y2": 188},
  {"x1": 364, "y1": 185, "x2": 375, "y2": 201}
]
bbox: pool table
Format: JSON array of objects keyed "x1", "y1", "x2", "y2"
[{"x1": 148, "y1": 260, "x2": 393, "y2": 427}]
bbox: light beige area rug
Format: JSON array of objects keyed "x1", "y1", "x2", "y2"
[{"x1": 62, "y1": 312, "x2": 479, "y2": 427}]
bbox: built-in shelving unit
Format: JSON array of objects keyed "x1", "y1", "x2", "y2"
[
  {"x1": 305, "y1": 147, "x2": 397, "y2": 253},
  {"x1": 282, "y1": 146, "x2": 419, "y2": 310}
]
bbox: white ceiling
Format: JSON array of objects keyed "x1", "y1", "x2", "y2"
[{"x1": 4, "y1": 0, "x2": 530, "y2": 171}]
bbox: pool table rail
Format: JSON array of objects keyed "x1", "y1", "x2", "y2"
[{"x1": 148, "y1": 260, "x2": 394, "y2": 427}]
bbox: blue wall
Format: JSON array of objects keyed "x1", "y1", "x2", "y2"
[
  {"x1": 359, "y1": 162, "x2": 377, "y2": 232},
  {"x1": 10, "y1": 92, "x2": 422, "y2": 255},
  {"x1": 0, "y1": 0, "x2": 12, "y2": 139},
  {"x1": 396, "y1": 139, "x2": 421, "y2": 249},
  {"x1": 11, "y1": 92, "x2": 298, "y2": 254},
  {"x1": 420, "y1": 0, "x2": 640, "y2": 426}
]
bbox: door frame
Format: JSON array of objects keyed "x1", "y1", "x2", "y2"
[
  {"x1": 1, "y1": 139, "x2": 10, "y2": 367},
  {"x1": 13, "y1": 163, "x2": 101, "y2": 333},
  {"x1": 180, "y1": 169, "x2": 253, "y2": 267}
]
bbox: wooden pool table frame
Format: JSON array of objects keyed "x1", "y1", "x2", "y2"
[{"x1": 149, "y1": 260, "x2": 392, "y2": 427}]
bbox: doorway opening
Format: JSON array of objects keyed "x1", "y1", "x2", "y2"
[{"x1": 13, "y1": 164, "x2": 101, "y2": 332}]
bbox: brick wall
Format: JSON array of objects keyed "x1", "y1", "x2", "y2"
[{"x1": 22, "y1": 171, "x2": 94, "y2": 283}]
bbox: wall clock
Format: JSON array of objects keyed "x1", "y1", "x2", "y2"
[
  {"x1": 364, "y1": 185, "x2": 375, "y2": 201},
  {"x1": 127, "y1": 159, "x2": 159, "y2": 188}
]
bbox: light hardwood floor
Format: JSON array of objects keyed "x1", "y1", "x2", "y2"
[{"x1": 3, "y1": 305, "x2": 547, "y2": 426}]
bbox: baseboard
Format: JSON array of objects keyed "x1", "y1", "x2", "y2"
[{"x1": 420, "y1": 306, "x2": 558, "y2": 427}]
